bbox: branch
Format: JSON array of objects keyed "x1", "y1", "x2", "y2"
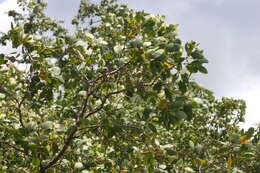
[
  {"x1": 40, "y1": 87, "x2": 93, "y2": 171},
  {"x1": 16, "y1": 106, "x2": 25, "y2": 128},
  {"x1": 40, "y1": 80, "x2": 156, "y2": 171},
  {"x1": 78, "y1": 125, "x2": 100, "y2": 131},
  {"x1": 88, "y1": 61, "x2": 131, "y2": 85},
  {"x1": 0, "y1": 140, "x2": 31, "y2": 157},
  {"x1": 0, "y1": 86, "x2": 18, "y2": 102},
  {"x1": 0, "y1": 86, "x2": 25, "y2": 127},
  {"x1": 0, "y1": 105, "x2": 16, "y2": 109},
  {"x1": 40, "y1": 126, "x2": 78, "y2": 171},
  {"x1": 84, "y1": 81, "x2": 156, "y2": 119}
]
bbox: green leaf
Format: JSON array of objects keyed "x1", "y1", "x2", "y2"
[
  {"x1": 0, "y1": 54, "x2": 5, "y2": 64},
  {"x1": 153, "y1": 81, "x2": 162, "y2": 92},
  {"x1": 107, "y1": 126, "x2": 122, "y2": 138},
  {"x1": 246, "y1": 127, "x2": 255, "y2": 137},
  {"x1": 176, "y1": 111, "x2": 187, "y2": 120},
  {"x1": 40, "y1": 121, "x2": 53, "y2": 130},
  {"x1": 166, "y1": 43, "x2": 180, "y2": 52},
  {"x1": 151, "y1": 49, "x2": 164, "y2": 59},
  {"x1": 143, "y1": 108, "x2": 152, "y2": 120},
  {"x1": 32, "y1": 158, "x2": 41, "y2": 166},
  {"x1": 148, "y1": 123, "x2": 157, "y2": 133},
  {"x1": 183, "y1": 103, "x2": 193, "y2": 121},
  {"x1": 191, "y1": 50, "x2": 204, "y2": 59},
  {"x1": 189, "y1": 140, "x2": 195, "y2": 149},
  {"x1": 198, "y1": 66, "x2": 208, "y2": 74}
]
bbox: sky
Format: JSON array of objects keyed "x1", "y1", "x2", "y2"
[{"x1": 0, "y1": 0, "x2": 260, "y2": 128}]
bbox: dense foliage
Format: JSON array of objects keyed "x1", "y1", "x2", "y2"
[{"x1": 0, "y1": 0, "x2": 259, "y2": 172}]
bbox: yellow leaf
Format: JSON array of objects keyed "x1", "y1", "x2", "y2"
[
  {"x1": 227, "y1": 156, "x2": 233, "y2": 168},
  {"x1": 163, "y1": 61, "x2": 171, "y2": 67},
  {"x1": 128, "y1": 31, "x2": 138, "y2": 38},
  {"x1": 141, "y1": 151, "x2": 152, "y2": 155},
  {"x1": 240, "y1": 136, "x2": 250, "y2": 144},
  {"x1": 39, "y1": 71, "x2": 46, "y2": 80},
  {"x1": 198, "y1": 159, "x2": 207, "y2": 165},
  {"x1": 152, "y1": 117, "x2": 159, "y2": 121},
  {"x1": 163, "y1": 61, "x2": 174, "y2": 68},
  {"x1": 120, "y1": 170, "x2": 128, "y2": 173},
  {"x1": 141, "y1": 53, "x2": 146, "y2": 58}
]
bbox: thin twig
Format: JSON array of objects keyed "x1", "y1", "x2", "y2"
[
  {"x1": 84, "y1": 81, "x2": 156, "y2": 119},
  {"x1": 88, "y1": 61, "x2": 131, "y2": 85}
]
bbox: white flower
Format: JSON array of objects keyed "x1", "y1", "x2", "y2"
[
  {"x1": 31, "y1": 50, "x2": 39, "y2": 58},
  {"x1": 45, "y1": 58, "x2": 56, "y2": 66},
  {"x1": 143, "y1": 42, "x2": 152, "y2": 47},
  {"x1": 75, "y1": 40, "x2": 87, "y2": 47},
  {"x1": 116, "y1": 24, "x2": 122, "y2": 28},
  {"x1": 85, "y1": 48, "x2": 93, "y2": 56},
  {"x1": 79, "y1": 90, "x2": 87, "y2": 97},
  {"x1": 85, "y1": 33, "x2": 94, "y2": 40},
  {"x1": 194, "y1": 97, "x2": 203, "y2": 104},
  {"x1": 0, "y1": 93, "x2": 5, "y2": 99},
  {"x1": 159, "y1": 164, "x2": 167, "y2": 169},
  {"x1": 145, "y1": 14, "x2": 156, "y2": 20},
  {"x1": 105, "y1": 23, "x2": 111, "y2": 27},
  {"x1": 0, "y1": 113, "x2": 6, "y2": 119},
  {"x1": 95, "y1": 38, "x2": 108, "y2": 46},
  {"x1": 0, "y1": 65, "x2": 8, "y2": 71},
  {"x1": 113, "y1": 45, "x2": 124, "y2": 54},
  {"x1": 61, "y1": 159, "x2": 69, "y2": 166},
  {"x1": 74, "y1": 162, "x2": 84, "y2": 169},
  {"x1": 145, "y1": 14, "x2": 164, "y2": 23},
  {"x1": 9, "y1": 78, "x2": 17, "y2": 85},
  {"x1": 32, "y1": 34, "x2": 42, "y2": 40},
  {"x1": 82, "y1": 145, "x2": 89, "y2": 151},
  {"x1": 82, "y1": 170, "x2": 89, "y2": 173},
  {"x1": 108, "y1": 12, "x2": 115, "y2": 18},
  {"x1": 50, "y1": 66, "x2": 61, "y2": 76},
  {"x1": 95, "y1": 99, "x2": 102, "y2": 106}
]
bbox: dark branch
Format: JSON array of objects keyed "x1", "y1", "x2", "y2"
[
  {"x1": 0, "y1": 140, "x2": 31, "y2": 157},
  {"x1": 40, "y1": 87, "x2": 93, "y2": 171},
  {"x1": 88, "y1": 61, "x2": 131, "y2": 85},
  {"x1": 0, "y1": 86, "x2": 25, "y2": 127},
  {"x1": 84, "y1": 81, "x2": 156, "y2": 119},
  {"x1": 0, "y1": 86, "x2": 18, "y2": 102}
]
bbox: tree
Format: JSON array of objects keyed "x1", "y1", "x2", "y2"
[{"x1": 0, "y1": 0, "x2": 259, "y2": 172}]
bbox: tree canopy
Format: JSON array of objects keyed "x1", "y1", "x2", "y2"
[{"x1": 0, "y1": 0, "x2": 259, "y2": 172}]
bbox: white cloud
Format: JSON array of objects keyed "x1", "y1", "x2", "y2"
[
  {"x1": 227, "y1": 77, "x2": 260, "y2": 129},
  {"x1": 0, "y1": 0, "x2": 20, "y2": 33},
  {"x1": 0, "y1": 0, "x2": 20, "y2": 54}
]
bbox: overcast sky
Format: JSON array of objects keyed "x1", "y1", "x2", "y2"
[{"x1": 1, "y1": 0, "x2": 260, "y2": 128}]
